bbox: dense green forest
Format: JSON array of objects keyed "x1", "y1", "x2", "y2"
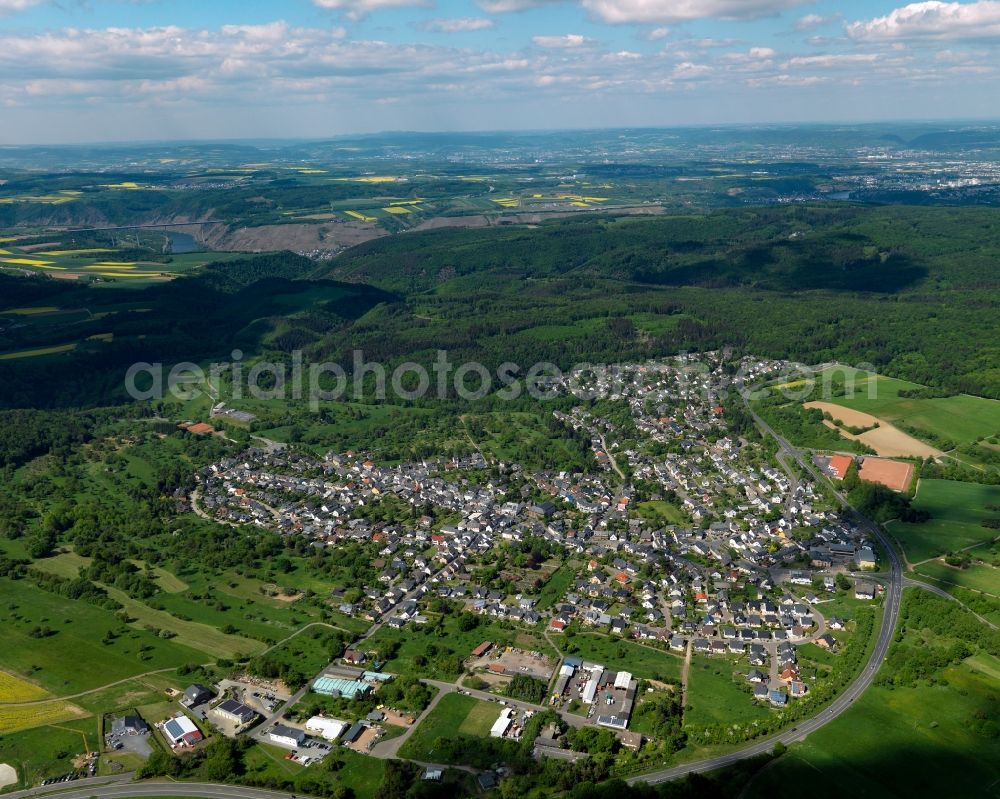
[{"x1": 3, "y1": 203, "x2": 1000, "y2": 416}]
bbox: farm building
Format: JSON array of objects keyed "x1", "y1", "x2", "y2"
[
  {"x1": 163, "y1": 713, "x2": 203, "y2": 747},
  {"x1": 342, "y1": 722, "x2": 367, "y2": 744},
  {"x1": 312, "y1": 676, "x2": 372, "y2": 699},
  {"x1": 306, "y1": 716, "x2": 349, "y2": 741},
  {"x1": 472, "y1": 641, "x2": 493, "y2": 658}
]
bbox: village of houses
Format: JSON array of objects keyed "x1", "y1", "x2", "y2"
[{"x1": 114, "y1": 355, "x2": 889, "y2": 778}]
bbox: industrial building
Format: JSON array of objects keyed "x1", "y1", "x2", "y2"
[
  {"x1": 306, "y1": 716, "x2": 349, "y2": 741},
  {"x1": 312, "y1": 675, "x2": 373, "y2": 699}
]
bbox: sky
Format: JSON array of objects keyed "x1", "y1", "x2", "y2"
[{"x1": 0, "y1": 0, "x2": 997, "y2": 143}]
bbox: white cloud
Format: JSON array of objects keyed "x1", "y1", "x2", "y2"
[
  {"x1": 532, "y1": 33, "x2": 593, "y2": 47},
  {"x1": 0, "y1": 0, "x2": 41, "y2": 13},
  {"x1": 646, "y1": 26, "x2": 671, "y2": 40},
  {"x1": 420, "y1": 17, "x2": 496, "y2": 32},
  {"x1": 847, "y1": 1, "x2": 1000, "y2": 40},
  {"x1": 672, "y1": 61, "x2": 712, "y2": 78},
  {"x1": 580, "y1": 0, "x2": 809, "y2": 24},
  {"x1": 313, "y1": 0, "x2": 430, "y2": 20},
  {"x1": 795, "y1": 13, "x2": 840, "y2": 31},
  {"x1": 784, "y1": 53, "x2": 880, "y2": 67},
  {"x1": 477, "y1": 0, "x2": 561, "y2": 11}
]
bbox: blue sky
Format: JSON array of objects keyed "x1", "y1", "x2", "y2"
[{"x1": 0, "y1": 0, "x2": 997, "y2": 143}]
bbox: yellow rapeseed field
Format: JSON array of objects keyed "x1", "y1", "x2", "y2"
[
  {"x1": 344, "y1": 210, "x2": 378, "y2": 222},
  {"x1": 2, "y1": 307, "x2": 58, "y2": 315},
  {"x1": 0, "y1": 343, "x2": 77, "y2": 360},
  {"x1": 0, "y1": 671, "x2": 49, "y2": 703},
  {"x1": 0, "y1": 702, "x2": 87, "y2": 734},
  {"x1": 1, "y1": 258, "x2": 56, "y2": 267}
]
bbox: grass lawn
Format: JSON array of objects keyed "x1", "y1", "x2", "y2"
[
  {"x1": 458, "y1": 699, "x2": 503, "y2": 736},
  {"x1": 886, "y1": 479, "x2": 1000, "y2": 564},
  {"x1": 636, "y1": 500, "x2": 690, "y2": 527},
  {"x1": 743, "y1": 663, "x2": 1000, "y2": 799},
  {"x1": 241, "y1": 743, "x2": 386, "y2": 799},
  {"x1": 561, "y1": 634, "x2": 683, "y2": 683},
  {"x1": 104, "y1": 587, "x2": 266, "y2": 660},
  {"x1": 0, "y1": 577, "x2": 207, "y2": 695},
  {"x1": 0, "y1": 718, "x2": 100, "y2": 790},
  {"x1": 683, "y1": 656, "x2": 769, "y2": 730},
  {"x1": 536, "y1": 563, "x2": 577, "y2": 610},
  {"x1": 914, "y1": 560, "x2": 1000, "y2": 595},
  {"x1": 398, "y1": 693, "x2": 498, "y2": 762}
]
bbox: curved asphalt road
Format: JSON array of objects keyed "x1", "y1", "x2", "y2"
[
  {"x1": 623, "y1": 391, "x2": 904, "y2": 786},
  {"x1": 3, "y1": 776, "x2": 302, "y2": 799},
  {"x1": 6, "y1": 387, "x2": 905, "y2": 799}
]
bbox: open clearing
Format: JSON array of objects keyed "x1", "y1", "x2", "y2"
[
  {"x1": 886, "y1": 480, "x2": 1000, "y2": 564},
  {"x1": 914, "y1": 560, "x2": 1000, "y2": 596},
  {"x1": 0, "y1": 763, "x2": 16, "y2": 789},
  {"x1": 803, "y1": 402, "x2": 942, "y2": 458},
  {"x1": 104, "y1": 586, "x2": 267, "y2": 660},
  {"x1": 818, "y1": 372, "x2": 1000, "y2": 446}
]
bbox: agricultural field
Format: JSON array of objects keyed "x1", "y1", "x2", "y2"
[
  {"x1": 886, "y1": 480, "x2": 1000, "y2": 564},
  {"x1": 0, "y1": 672, "x2": 50, "y2": 703},
  {"x1": 0, "y1": 238, "x2": 233, "y2": 287},
  {"x1": 821, "y1": 372, "x2": 1000, "y2": 448},
  {"x1": 0, "y1": 700, "x2": 88, "y2": 735},
  {"x1": 0, "y1": 718, "x2": 101, "y2": 790}
]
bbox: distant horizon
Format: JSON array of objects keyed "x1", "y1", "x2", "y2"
[
  {"x1": 1, "y1": 0, "x2": 999, "y2": 144},
  {"x1": 3, "y1": 116, "x2": 1000, "y2": 150}
]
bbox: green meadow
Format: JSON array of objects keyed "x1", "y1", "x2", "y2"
[
  {"x1": 824, "y1": 372, "x2": 1000, "y2": 446},
  {"x1": 886, "y1": 479, "x2": 1000, "y2": 564},
  {"x1": 0, "y1": 577, "x2": 207, "y2": 695},
  {"x1": 560, "y1": 634, "x2": 683, "y2": 683},
  {"x1": 683, "y1": 656, "x2": 770, "y2": 730}
]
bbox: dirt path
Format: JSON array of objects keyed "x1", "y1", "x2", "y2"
[
  {"x1": 0, "y1": 668, "x2": 178, "y2": 707},
  {"x1": 680, "y1": 640, "x2": 692, "y2": 709},
  {"x1": 599, "y1": 433, "x2": 626, "y2": 481},
  {"x1": 803, "y1": 401, "x2": 941, "y2": 459}
]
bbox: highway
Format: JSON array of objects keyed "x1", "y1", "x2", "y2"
[
  {"x1": 6, "y1": 385, "x2": 906, "y2": 799},
  {"x1": 4, "y1": 776, "x2": 309, "y2": 799},
  {"x1": 621, "y1": 388, "x2": 904, "y2": 785}
]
